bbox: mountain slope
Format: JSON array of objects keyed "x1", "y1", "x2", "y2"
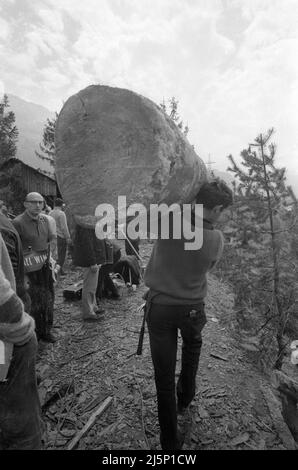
[
  {"x1": 7, "y1": 93, "x2": 54, "y2": 174},
  {"x1": 213, "y1": 169, "x2": 235, "y2": 187}
]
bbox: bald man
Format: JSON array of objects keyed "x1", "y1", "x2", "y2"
[{"x1": 12, "y1": 193, "x2": 56, "y2": 343}]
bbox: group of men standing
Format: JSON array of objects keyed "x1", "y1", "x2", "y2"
[
  {"x1": 0, "y1": 179, "x2": 233, "y2": 451},
  {"x1": 0, "y1": 191, "x2": 73, "y2": 449},
  {"x1": 0, "y1": 188, "x2": 125, "y2": 449}
]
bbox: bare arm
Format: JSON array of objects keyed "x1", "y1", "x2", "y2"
[{"x1": 209, "y1": 231, "x2": 224, "y2": 272}]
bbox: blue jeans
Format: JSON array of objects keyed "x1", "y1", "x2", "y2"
[
  {"x1": 0, "y1": 336, "x2": 42, "y2": 449},
  {"x1": 147, "y1": 302, "x2": 206, "y2": 450}
]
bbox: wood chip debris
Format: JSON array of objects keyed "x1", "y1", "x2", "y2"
[{"x1": 230, "y1": 432, "x2": 250, "y2": 446}]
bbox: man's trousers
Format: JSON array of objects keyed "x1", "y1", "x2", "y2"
[
  {"x1": 147, "y1": 302, "x2": 206, "y2": 451},
  {"x1": 27, "y1": 264, "x2": 54, "y2": 341},
  {"x1": 81, "y1": 266, "x2": 100, "y2": 318},
  {"x1": 0, "y1": 335, "x2": 42, "y2": 449}
]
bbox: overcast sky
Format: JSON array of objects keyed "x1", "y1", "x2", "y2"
[{"x1": 1, "y1": 0, "x2": 297, "y2": 189}]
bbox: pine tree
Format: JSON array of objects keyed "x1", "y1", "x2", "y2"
[
  {"x1": 36, "y1": 113, "x2": 58, "y2": 171},
  {"x1": 0, "y1": 94, "x2": 19, "y2": 165},
  {"x1": 160, "y1": 97, "x2": 189, "y2": 136},
  {"x1": 226, "y1": 129, "x2": 297, "y2": 369}
]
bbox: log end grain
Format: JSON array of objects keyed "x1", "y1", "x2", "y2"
[{"x1": 55, "y1": 85, "x2": 207, "y2": 226}]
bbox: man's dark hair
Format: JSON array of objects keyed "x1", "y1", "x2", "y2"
[
  {"x1": 54, "y1": 198, "x2": 64, "y2": 207},
  {"x1": 195, "y1": 179, "x2": 233, "y2": 210}
]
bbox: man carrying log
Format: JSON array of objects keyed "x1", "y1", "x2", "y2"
[
  {"x1": 12, "y1": 192, "x2": 56, "y2": 343},
  {"x1": 144, "y1": 180, "x2": 233, "y2": 450}
]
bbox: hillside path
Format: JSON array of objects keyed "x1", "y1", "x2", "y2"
[{"x1": 37, "y1": 244, "x2": 296, "y2": 451}]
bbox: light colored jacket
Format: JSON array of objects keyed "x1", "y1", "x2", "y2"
[{"x1": 49, "y1": 208, "x2": 70, "y2": 239}]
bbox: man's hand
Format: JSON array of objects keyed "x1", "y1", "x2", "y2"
[
  {"x1": 24, "y1": 275, "x2": 30, "y2": 291},
  {"x1": 90, "y1": 264, "x2": 98, "y2": 273},
  {"x1": 1, "y1": 313, "x2": 36, "y2": 346}
]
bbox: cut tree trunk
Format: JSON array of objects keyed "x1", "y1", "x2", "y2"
[{"x1": 55, "y1": 85, "x2": 207, "y2": 228}]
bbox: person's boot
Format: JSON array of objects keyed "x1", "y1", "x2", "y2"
[
  {"x1": 93, "y1": 306, "x2": 105, "y2": 315},
  {"x1": 40, "y1": 332, "x2": 57, "y2": 343},
  {"x1": 105, "y1": 276, "x2": 120, "y2": 299},
  {"x1": 83, "y1": 313, "x2": 103, "y2": 322},
  {"x1": 110, "y1": 291, "x2": 120, "y2": 300}
]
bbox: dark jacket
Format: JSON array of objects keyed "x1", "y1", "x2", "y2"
[
  {"x1": 0, "y1": 213, "x2": 25, "y2": 298},
  {"x1": 73, "y1": 225, "x2": 115, "y2": 267},
  {"x1": 113, "y1": 255, "x2": 141, "y2": 285}
]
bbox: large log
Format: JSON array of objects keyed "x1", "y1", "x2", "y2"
[{"x1": 55, "y1": 85, "x2": 207, "y2": 227}]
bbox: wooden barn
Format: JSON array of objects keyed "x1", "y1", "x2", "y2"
[{"x1": 0, "y1": 158, "x2": 60, "y2": 210}]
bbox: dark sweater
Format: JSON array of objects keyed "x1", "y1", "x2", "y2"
[
  {"x1": 144, "y1": 219, "x2": 224, "y2": 304},
  {"x1": 12, "y1": 211, "x2": 51, "y2": 252},
  {"x1": 73, "y1": 225, "x2": 115, "y2": 267},
  {"x1": 0, "y1": 213, "x2": 25, "y2": 298}
]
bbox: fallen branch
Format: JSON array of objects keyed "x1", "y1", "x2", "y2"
[
  {"x1": 125, "y1": 351, "x2": 137, "y2": 360},
  {"x1": 72, "y1": 333, "x2": 100, "y2": 342},
  {"x1": 67, "y1": 396, "x2": 113, "y2": 450},
  {"x1": 71, "y1": 325, "x2": 83, "y2": 337},
  {"x1": 137, "y1": 384, "x2": 150, "y2": 450},
  {"x1": 132, "y1": 366, "x2": 150, "y2": 450},
  {"x1": 210, "y1": 352, "x2": 228, "y2": 362},
  {"x1": 81, "y1": 393, "x2": 109, "y2": 414},
  {"x1": 42, "y1": 382, "x2": 75, "y2": 412},
  {"x1": 53, "y1": 379, "x2": 77, "y2": 448}
]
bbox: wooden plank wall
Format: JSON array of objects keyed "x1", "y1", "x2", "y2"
[{"x1": 20, "y1": 164, "x2": 57, "y2": 196}]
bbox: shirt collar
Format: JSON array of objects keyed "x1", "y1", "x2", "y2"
[
  {"x1": 190, "y1": 211, "x2": 214, "y2": 230},
  {"x1": 24, "y1": 210, "x2": 40, "y2": 222},
  {"x1": 203, "y1": 218, "x2": 214, "y2": 230}
]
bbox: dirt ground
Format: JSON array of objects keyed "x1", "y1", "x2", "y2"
[{"x1": 36, "y1": 241, "x2": 297, "y2": 451}]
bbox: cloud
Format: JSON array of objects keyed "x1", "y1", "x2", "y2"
[
  {"x1": 187, "y1": 0, "x2": 298, "y2": 185},
  {"x1": 37, "y1": 8, "x2": 64, "y2": 32},
  {"x1": 2, "y1": 0, "x2": 232, "y2": 109},
  {"x1": 38, "y1": 66, "x2": 71, "y2": 89},
  {"x1": 0, "y1": 17, "x2": 10, "y2": 40},
  {"x1": 1, "y1": 0, "x2": 297, "y2": 189}
]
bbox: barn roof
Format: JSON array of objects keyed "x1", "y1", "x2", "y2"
[
  {"x1": 0, "y1": 157, "x2": 56, "y2": 182},
  {"x1": 0, "y1": 157, "x2": 58, "y2": 198}
]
